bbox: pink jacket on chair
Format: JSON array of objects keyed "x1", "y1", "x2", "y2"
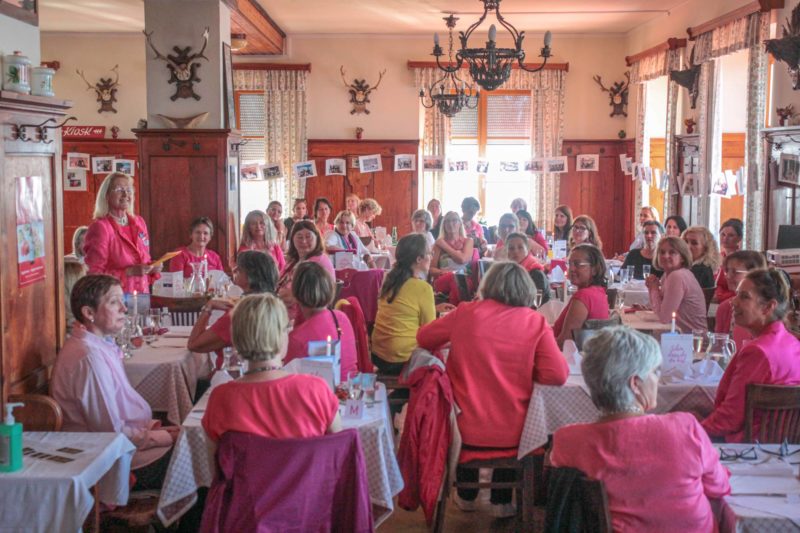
[{"x1": 84, "y1": 214, "x2": 157, "y2": 293}]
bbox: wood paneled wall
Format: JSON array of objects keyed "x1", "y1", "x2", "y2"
[
  {"x1": 0, "y1": 92, "x2": 70, "y2": 403},
  {"x1": 306, "y1": 140, "x2": 419, "y2": 237},
  {"x1": 560, "y1": 139, "x2": 635, "y2": 257}
]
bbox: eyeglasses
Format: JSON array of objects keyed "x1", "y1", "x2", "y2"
[
  {"x1": 499, "y1": 224, "x2": 516, "y2": 229},
  {"x1": 719, "y1": 447, "x2": 757, "y2": 461},
  {"x1": 757, "y1": 440, "x2": 800, "y2": 462},
  {"x1": 573, "y1": 225, "x2": 588, "y2": 231},
  {"x1": 110, "y1": 187, "x2": 133, "y2": 195},
  {"x1": 724, "y1": 269, "x2": 748, "y2": 276},
  {"x1": 567, "y1": 261, "x2": 591, "y2": 268}
]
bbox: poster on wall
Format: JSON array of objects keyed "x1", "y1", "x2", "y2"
[
  {"x1": 325, "y1": 159, "x2": 346, "y2": 176},
  {"x1": 66, "y1": 152, "x2": 90, "y2": 170},
  {"x1": 92, "y1": 156, "x2": 114, "y2": 174},
  {"x1": 576, "y1": 154, "x2": 599, "y2": 172},
  {"x1": 394, "y1": 154, "x2": 415, "y2": 171},
  {"x1": 65, "y1": 167, "x2": 87, "y2": 191},
  {"x1": 16, "y1": 176, "x2": 46, "y2": 288},
  {"x1": 113, "y1": 159, "x2": 135, "y2": 176}
]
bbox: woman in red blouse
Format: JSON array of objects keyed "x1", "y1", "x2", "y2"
[
  {"x1": 239, "y1": 210, "x2": 286, "y2": 272},
  {"x1": 169, "y1": 216, "x2": 224, "y2": 278}
]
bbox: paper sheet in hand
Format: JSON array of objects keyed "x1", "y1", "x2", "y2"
[{"x1": 149, "y1": 250, "x2": 181, "y2": 267}]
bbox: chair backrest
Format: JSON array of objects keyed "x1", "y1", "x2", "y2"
[
  {"x1": 572, "y1": 329, "x2": 598, "y2": 352},
  {"x1": 702, "y1": 287, "x2": 716, "y2": 312},
  {"x1": 335, "y1": 297, "x2": 374, "y2": 373},
  {"x1": 744, "y1": 383, "x2": 800, "y2": 444},
  {"x1": 544, "y1": 466, "x2": 612, "y2": 533},
  {"x1": 9, "y1": 394, "x2": 63, "y2": 431},
  {"x1": 584, "y1": 316, "x2": 621, "y2": 330}
]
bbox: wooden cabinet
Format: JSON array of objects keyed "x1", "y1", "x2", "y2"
[
  {"x1": 61, "y1": 139, "x2": 139, "y2": 255},
  {"x1": 560, "y1": 139, "x2": 635, "y2": 257},
  {"x1": 306, "y1": 140, "x2": 420, "y2": 236},
  {"x1": 0, "y1": 91, "x2": 71, "y2": 402},
  {"x1": 134, "y1": 129, "x2": 241, "y2": 268},
  {"x1": 763, "y1": 126, "x2": 800, "y2": 249}
]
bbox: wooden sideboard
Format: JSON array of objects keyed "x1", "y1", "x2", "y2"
[
  {"x1": 0, "y1": 91, "x2": 71, "y2": 402},
  {"x1": 306, "y1": 139, "x2": 420, "y2": 237}
]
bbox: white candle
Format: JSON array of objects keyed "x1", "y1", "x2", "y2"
[
  {"x1": 132, "y1": 290, "x2": 138, "y2": 316},
  {"x1": 488, "y1": 24, "x2": 497, "y2": 42},
  {"x1": 544, "y1": 30, "x2": 552, "y2": 47},
  {"x1": 326, "y1": 335, "x2": 332, "y2": 356},
  {"x1": 671, "y1": 311, "x2": 676, "y2": 333},
  {"x1": 433, "y1": 33, "x2": 439, "y2": 46}
]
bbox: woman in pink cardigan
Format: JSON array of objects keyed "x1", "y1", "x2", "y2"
[
  {"x1": 239, "y1": 210, "x2": 286, "y2": 272},
  {"x1": 645, "y1": 236, "x2": 707, "y2": 333},
  {"x1": 551, "y1": 327, "x2": 730, "y2": 532},
  {"x1": 417, "y1": 262, "x2": 568, "y2": 518},
  {"x1": 703, "y1": 269, "x2": 800, "y2": 442},
  {"x1": 83, "y1": 172, "x2": 162, "y2": 294}
]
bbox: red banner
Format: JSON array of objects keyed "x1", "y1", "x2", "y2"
[{"x1": 62, "y1": 125, "x2": 106, "y2": 139}]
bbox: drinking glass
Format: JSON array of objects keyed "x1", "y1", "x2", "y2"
[
  {"x1": 620, "y1": 267, "x2": 629, "y2": 285},
  {"x1": 642, "y1": 265, "x2": 651, "y2": 279},
  {"x1": 533, "y1": 290, "x2": 543, "y2": 309},
  {"x1": 347, "y1": 371, "x2": 362, "y2": 400},
  {"x1": 361, "y1": 373, "x2": 377, "y2": 403},
  {"x1": 692, "y1": 329, "x2": 706, "y2": 355},
  {"x1": 142, "y1": 314, "x2": 158, "y2": 346},
  {"x1": 625, "y1": 266, "x2": 635, "y2": 283}
]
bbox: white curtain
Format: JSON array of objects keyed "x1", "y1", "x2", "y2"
[
  {"x1": 234, "y1": 69, "x2": 308, "y2": 207},
  {"x1": 695, "y1": 61, "x2": 715, "y2": 226},
  {"x1": 413, "y1": 68, "x2": 450, "y2": 206}
]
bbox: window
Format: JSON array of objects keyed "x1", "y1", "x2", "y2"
[
  {"x1": 443, "y1": 91, "x2": 532, "y2": 223},
  {"x1": 235, "y1": 91, "x2": 266, "y2": 163}
]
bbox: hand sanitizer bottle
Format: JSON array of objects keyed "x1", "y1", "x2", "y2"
[{"x1": 0, "y1": 402, "x2": 24, "y2": 472}]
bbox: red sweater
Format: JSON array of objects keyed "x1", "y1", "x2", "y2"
[{"x1": 417, "y1": 299, "x2": 568, "y2": 447}]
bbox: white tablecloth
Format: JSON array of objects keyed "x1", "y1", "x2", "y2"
[
  {"x1": 610, "y1": 282, "x2": 650, "y2": 307},
  {"x1": 156, "y1": 383, "x2": 403, "y2": 527},
  {"x1": 0, "y1": 432, "x2": 135, "y2": 533},
  {"x1": 123, "y1": 329, "x2": 209, "y2": 425},
  {"x1": 518, "y1": 375, "x2": 718, "y2": 458}
]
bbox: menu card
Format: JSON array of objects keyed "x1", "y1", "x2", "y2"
[{"x1": 660, "y1": 333, "x2": 693, "y2": 374}]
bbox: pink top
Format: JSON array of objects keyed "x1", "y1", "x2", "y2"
[
  {"x1": 551, "y1": 413, "x2": 730, "y2": 533},
  {"x1": 210, "y1": 309, "x2": 233, "y2": 346},
  {"x1": 238, "y1": 242, "x2": 286, "y2": 272},
  {"x1": 84, "y1": 214, "x2": 156, "y2": 294},
  {"x1": 169, "y1": 246, "x2": 224, "y2": 278},
  {"x1": 417, "y1": 299, "x2": 568, "y2": 447},
  {"x1": 552, "y1": 285, "x2": 609, "y2": 337},
  {"x1": 316, "y1": 222, "x2": 335, "y2": 236},
  {"x1": 714, "y1": 298, "x2": 753, "y2": 351},
  {"x1": 285, "y1": 309, "x2": 358, "y2": 381},
  {"x1": 202, "y1": 374, "x2": 338, "y2": 442},
  {"x1": 354, "y1": 220, "x2": 373, "y2": 238},
  {"x1": 649, "y1": 268, "x2": 708, "y2": 333},
  {"x1": 278, "y1": 254, "x2": 336, "y2": 320},
  {"x1": 702, "y1": 320, "x2": 800, "y2": 442},
  {"x1": 50, "y1": 326, "x2": 172, "y2": 469},
  {"x1": 463, "y1": 219, "x2": 484, "y2": 239}
]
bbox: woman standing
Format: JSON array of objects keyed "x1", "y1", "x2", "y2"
[
  {"x1": 239, "y1": 210, "x2": 286, "y2": 273},
  {"x1": 682, "y1": 226, "x2": 721, "y2": 290},
  {"x1": 703, "y1": 269, "x2": 800, "y2": 442},
  {"x1": 427, "y1": 199, "x2": 444, "y2": 239},
  {"x1": 621, "y1": 220, "x2": 662, "y2": 280},
  {"x1": 553, "y1": 244, "x2": 610, "y2": 348},
  {"x1": 553, "y1": 205, "x2": 573, "y2": 242},
  {"x1": 715, "y1": 218, "x2": 744, "y2": 303},
  {"x1": 169, "y1": 217, "x2": 224, "y2": 278},
  {"x1": 313, "y1": 198, "x2": 334, "y2": 236},
  {"x1": 83, "y1": 172, "x2": 161, "y2": 294},
  {"x1": 646, "y1": 237, "x2": 707, "y2": 333}
]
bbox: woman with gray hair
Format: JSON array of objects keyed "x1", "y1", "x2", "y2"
[
  {"x1": 410, "y1": 209, "x2": 435, "y2": 248},
  {"x1": 417, "y1": 261, "x2": 567, "y2": 517},
  {"x1": 550, "y1": 326, "x2": 730, "y2": 531}
]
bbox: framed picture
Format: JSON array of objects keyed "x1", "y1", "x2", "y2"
[
  {"x1": 0, "y1": 0, "x2": 38, "y2": 26},
  {"x1": 779, "y1": 153, "x2": 800, "y2": 186},
  {"x1": 448, "y1": 159, "x2": 469, "y2": 172},
  {"x1": 423, "y1": 155, "x2": 444, "y2": 171},
  {"x1": 358, "y1": 154, "x2": 382, "y2": 173},
  {"x1": 64, "y1": 168, "x2": 87, "y2": 192},
  {"x1": 92, "y1": 156, "x2": 114, "y2": 174},
  {"x1": 293, "y1": 160, "x2": 318, "y2": 179},
  {"x1": 241, "y1": 163, "x2": 260, "y2": 181},
  {"x1": 67, "y1": 152, "x2": 90, "y2": 170},
  {"x1": 546, "y1": 156, "x2": 568, "y2": 173},
  {"x1": 350, "y1": 156, "x2": 360, "y2": 169},
  {"x1": 112, "y1": 158, "x2": 135, "y2": 176},
  {"x1": 476, "y1": 160, "x2": 489, "y2": 173},
  {"x1": 499, "y1": 161, "x2": 519, "y2": 172},
  {"x1": 577, "y1": 154, "x2": 599, "y2": 172},
  {"x1": 394, "y1": 154, "x2": 416, "y2": 171},
  {"x1": 222, "y1": 42, "x2": 236, "y2": 130},
  {"x1": 261, "y1": 163, "x2": 283, "y2": 179},
  {"x1": 326, "y1": 158, "x2": 346, "y2": 176},
  {"x1": 524, "y1": 159, "x2": 542, "y2": 172}
]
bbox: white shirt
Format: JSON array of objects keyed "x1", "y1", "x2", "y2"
[{"x1": 324, "y1": 229, "x2": 370, "y2": 258}]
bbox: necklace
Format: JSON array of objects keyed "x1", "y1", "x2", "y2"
[
  {"x1": 110, "y1": 213, "x2": 129, "y2": 226},
  {"x1": 244, "y1": 364, "x2": 282, "y2": 375}
]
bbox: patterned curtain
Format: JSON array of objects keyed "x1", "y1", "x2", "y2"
[
  {"x1": 634, "y1": 83, "x2": 648, "y2": 221},
  {"x1": 695, "y1": 61, "x2": 716, "y2": 226},
  {"x1": 630, "y1": 49, "x2": 670, "y2": 84},
  {"x1": 664, "y1": 48, "x2": 683, "y2": 216},
  {"x1": 413, "y1": 68, "x2": 450, "y2": 206},
  {"x1": 693, "y1": 12, "x2": 762, "y2": 63},
  {"x1": 412, "y1": 67, "x2": 566, "y2": 229},
  {"x1": 744, "y1": 16, "x2": 769, "y2": 250},
  {"x1": 234, "y1": 69, "x2": 308, "y2": 207}
]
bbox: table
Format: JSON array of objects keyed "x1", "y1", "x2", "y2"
[
  {"x1": 0, "y1": 432, "x2": 135, "y2": 533},
  {"x1": 609, "y1": 282, "x2": 650, "y2": 307},
  {"x1": 156, "y1": 383, "x2": 403, "y2": 527},
  {"x1": 620, "y1": 309, "x2": 673, "y2": 332},
  {"x1": 123, "y1": 326, "x2": 210, "y2": 425},
  {"x1": 518, "y1": 375, "x2": 718, "y2": 458},
  {"x1": 716, "y1": 443, "x2": 800, "y2": 532}
]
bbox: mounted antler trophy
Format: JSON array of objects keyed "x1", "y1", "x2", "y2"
[
  {"x1": 593, "y1": 72, "x2": 630, "y2": 117},
  {"x1": 76, "y1": 65, "x2": 120, "y2": 114},
  {"x1": 143, "y1": 27, "x2": 209, "y2": 101},
  {"x1": 670, "y1": 46, "x2": 701, "y2": 109},
  {"x1": 765, "y1": 3, "x2": 800, "y2": 90},
  {"x1": 340, "y1": 66, "x2": 386, "y2": 115}
]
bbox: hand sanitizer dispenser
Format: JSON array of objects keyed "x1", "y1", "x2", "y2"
[{"x1": 0, "y1": 402, "x2": 24, "y2": 473}]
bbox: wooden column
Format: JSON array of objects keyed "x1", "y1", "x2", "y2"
[
  {"x1": 0, "y1": 91, "x2": 71, "y2": 402},
  {"x1": 134, "y1": 129, "x2": 241, "y2": 268}
]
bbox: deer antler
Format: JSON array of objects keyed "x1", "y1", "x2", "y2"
[
  {"x1": 111, "y1": 64, "x2": 120, "y2": 86},
  {"x1": 371, "y1": 69, "x2": 387, "y2": 91},
  {"x1": 340, "y1": 66, "x2": 351, "y2": 88},
  {"x1": 76, "y1": 69, "x2": 95, "y2": 91},
  {"x1": 143, "y1": 29, "x2": 178, "y2": 69},
  {"x1": 196, "y1": 27, "x2": 210, "y2": 61},
  {"x1": 593, "y1": 75, "x2": 610, "y2": 93}
]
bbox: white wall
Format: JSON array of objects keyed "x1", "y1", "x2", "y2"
[
  {"x1": 0, "y1": 13, "x2": 40, "y2": 77},
  {"x1": 40, "y1": 33, "x2": 146, "y2": 136}
]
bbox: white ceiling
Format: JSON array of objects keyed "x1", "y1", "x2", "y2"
[{"x1": 39, "y1": 0, "x2": 690, "y2": 35}]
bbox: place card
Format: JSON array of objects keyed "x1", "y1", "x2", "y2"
[
  {"x1": 661, "y1": 333, "x2": 694, "y2": 374},
  {"x1": 343, "y1": 398, "x2": 365, "y2": 419},
  {"x1": 553, "y1": 240, "x2": 567, "y2": 259},
  {"x1": 334, "y1": 252, "x2": 355, "y2": 270}
]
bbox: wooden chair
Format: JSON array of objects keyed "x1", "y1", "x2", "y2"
[
  {"x1": 544, "y1": 466, "x2": 612, "y2": 533},
  {"x1": 702, "y1": 287, "x2": 716, "y2": 312},
  {"x1": 584, "y1": 316, "x2": 621, "y2": 329},
  {"x1": 434, "y1": 452, "x2": 537, "y2": 533},
  {"x1": 8, "y1": 394, "x2": 63, "y2": 431},
  {"x1": 744, "y1": 383, "x2": 800, "y2": 444}
]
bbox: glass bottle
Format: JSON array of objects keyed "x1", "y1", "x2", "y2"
[
  {"x1": 391, "y1": 226, "x2": 398, "y2": 245},
  {"x1": 188, "y1": 262, "x2": 206, "y2": 296},
  {"x1": 705, "y1": 333, "x2": 736, "y2": 369}
]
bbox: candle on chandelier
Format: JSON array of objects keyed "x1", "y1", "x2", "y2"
[
  {"x1": 544, "y1": 31, "x2": 552, "y2": 47},
  {"x1": 433, "y1": 33, "x2": 439, "y2": 46},
  {"x1": 488, "y1": 24, "x2": 497, "y2": 42}
]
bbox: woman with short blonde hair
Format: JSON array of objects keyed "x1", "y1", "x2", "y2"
[{"x1": 355, "y1": 198, "x2": 383, "y2": 239}]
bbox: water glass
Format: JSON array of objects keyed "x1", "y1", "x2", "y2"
[
  {"x1": 361, "y1": 373, "x2": 377, "y2": 403},
  {"x1": 692, "y1": 329, "x2": 706, "y2": 355},
  {"x1": 620, "y1": 267, "x2": 629, "y2": 285},
  {"x1": 625, "y1": 266, "x2": 635, "y2": 282},
  {"x1": 642, "y1": 265, "x2": 651, "y2": 278},
  {"x1": 347, "y1": 370, "x2": 362, "y2": 400},
  {"x1": 533, "y1": 290, "x2": 543, "y2": 309}
]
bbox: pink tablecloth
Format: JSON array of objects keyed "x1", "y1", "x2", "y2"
[{"x1": 336, "y1": 269, "x2": 385, "y2": 324}]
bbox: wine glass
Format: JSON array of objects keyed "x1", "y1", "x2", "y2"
[
  {"x1": 347, "y1": 371, "x2": 362, "y2": 400},
  {"x1": 642, "y1": 265, "x2": 651, "y2": 279},
  {"x1": 533, "y1": 290, "x2": 543, "y2": 309},
  {"x1": 142, "y1": 314, "x2": 158, "y2": 346}
]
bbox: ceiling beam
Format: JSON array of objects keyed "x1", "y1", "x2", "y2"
[{"x1": 228, "y1": 0, "x2": 285, "y2": 55}]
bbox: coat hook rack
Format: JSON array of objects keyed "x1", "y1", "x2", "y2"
[{"x1": 11, "y1": 116, "x2": 76, "y2": 143}]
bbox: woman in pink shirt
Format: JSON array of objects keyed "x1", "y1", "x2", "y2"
[
  {"x1": 83, "y1": 172, "x2": 162, "y2": 294},
  {"x1": 239, "y1": 210, "x2": 285, "y2": 272},
  {"x1": 417, "y1": 262, "x2": 568, "y2": 517},
  {"x1": 277, "y1": 221, "x2": 335, "y2": 320},
  {"x1": 430, "y1": 211, "x2": 474, "y2": 279},
  {"x1": 553, "y1": 244, "x2": 610, "y2": 348},
  {"x1": 313, "y1": 197, "x2": 335, "y2": 236},
  {"x1": 714, "y1": 250, "x2": 766, "y2": 350},
  {"x1": 267, "y1": 200, "x2": 287, "y2": 247},
  {"x1": 703, "y1": 269, "x2": 800, "y2": 442},
  {"x1": 203, "y1": 293, "x2": 342, "y2": 444},
  {"x1": 169, "y1": 216, "x2": 224, "y2": 278},
  {"x1": 285, "y1": 262, "x2": 357, "y2": 381},
  {"x1": 551, "y1": 327, "x2": 730, "y2": 532},
  {"x1": 645, "y1": 236, "x2": 708, "y2": 333},
  {"x1": 52, "y1": 275, "x2": 177, "y2": 488}
]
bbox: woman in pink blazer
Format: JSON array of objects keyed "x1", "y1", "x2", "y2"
[{"x1": 83, "y1": 173, "x2": 161, "y2": 294}]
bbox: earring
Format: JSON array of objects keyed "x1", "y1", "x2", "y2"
[{"x1": 90, "y1": 318, "x2": 95, "y2": 323}]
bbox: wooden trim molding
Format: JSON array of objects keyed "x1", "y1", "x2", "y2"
[
  {"x1": 406, "y1": 60, "x2": 569, "y2": 72},
  {"x1": 229, "y1": 0, "x2": 285, "y2": 55},
  {"x1": 233, "y1": 63, "x2": 311, "y2": 72},
  {"x1": 625, "y1": 38, "x2": 687, "y2": 67},
  {"x1": 687, "y1": 0, "x2": 783, "y2": 40}
]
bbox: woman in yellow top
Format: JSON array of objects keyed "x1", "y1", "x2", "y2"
[{"x1": 371, "y1": 234, "x2": 452, "y2": 375}]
